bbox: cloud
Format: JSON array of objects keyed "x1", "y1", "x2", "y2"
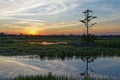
[
  {"x1": 0, "y1": 0, "x2": 101, "y2": 17},
  {"x1": 0, "y1": 0, "x2": 102, "y2": 24},
  {"x1": 0, "y1": 16, "x2": 45, "y2": 23},
  {"x1": 0, "y1": 0, "x2": 103, "y2": 27},
  {"x1": 0, "y1": 0, "x2": 80, "y2": 24},
  {"x1": 0, "y1": 0, "x2": 77, "y2": 16}
]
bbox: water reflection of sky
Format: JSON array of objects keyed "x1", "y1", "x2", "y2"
[
  {"x1": 0, "y1": 56, "x2": 120, "y2": 79},
  {"x1": 90, "y1": 57, "x2": 120, "y2": 77},
  {"x1": 28, "y1": 41, "x2": 68, "y2": 45}
]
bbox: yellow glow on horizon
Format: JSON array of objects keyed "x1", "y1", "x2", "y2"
[
  {"x1": 28, "y1": 31, "x2": 37, "y2": 35},
  {"x1": 0, "y1": 20, "x2": 119, "y2": 35},
  {"x1": 26, "y1": 28, "x2": 39, "y2": 35}
]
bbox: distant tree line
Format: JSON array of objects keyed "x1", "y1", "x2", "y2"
[{"x1": 0, "y1": 32, "x2": 119, "y2": 38}]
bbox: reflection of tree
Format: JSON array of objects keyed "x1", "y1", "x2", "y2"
[{"x1": 80, "y1": 56, "x2": 97, "y2": 77}]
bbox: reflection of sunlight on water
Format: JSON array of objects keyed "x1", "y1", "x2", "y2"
[{"x1": 28, "y1": 41, "x2": 68, "y2": 45}]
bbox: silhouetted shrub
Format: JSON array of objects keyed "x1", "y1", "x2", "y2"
[{"x1": 81, "y1": 34, "x2": 96, "y2": 43}]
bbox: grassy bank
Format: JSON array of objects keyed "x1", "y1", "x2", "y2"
[
  {"x1": 9, "y1": 74, "x2": 115, "y2": 80},
  {"x1": 0, "y1": 36, "x2": 120, "y2": 58},
  {"x1": 11, "y1": 73, "x2": 73, "y2": 80}
]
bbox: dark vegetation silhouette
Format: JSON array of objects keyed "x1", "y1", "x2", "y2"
[
  {"x1": 79, "y1": 9, "x2": 97, "y2": 44},
  {"x1": 81, "y1": 34, "x2": 96, "y2": 43}
]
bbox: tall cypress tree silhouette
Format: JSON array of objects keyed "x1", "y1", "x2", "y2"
[{"x1": 79, "y1": 9, "x2": 97, "y2": 43}]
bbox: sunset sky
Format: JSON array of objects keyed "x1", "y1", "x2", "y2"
[{"x1": 0, "y1": 0, "x2": 120, "y2": 35}]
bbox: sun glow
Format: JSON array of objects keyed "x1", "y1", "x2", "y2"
[
  {"x1": 28, "y1": 31, "x2": 37, "y2": 35},
  {"x1": 27, "y1": 28, "x2": 39, "y2": 35}
]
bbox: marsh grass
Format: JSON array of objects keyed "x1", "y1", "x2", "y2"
[
  {"x1": 0, "y1": 36, "x2": 120, "y2": 58},
  {"x1": 9, "y1": 75, "x2": 116, "y2": 80},
  {"x1": 11, "y1": 72, "x2": 74, "y2": 80}
]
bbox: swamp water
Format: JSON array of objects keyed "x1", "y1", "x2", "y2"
[
  {"x1": 28, "y1": 41, "x2": 68, "y2": 45},
  {"x1": 0, "y1": 55, "x2": 120, "y2": 79}
]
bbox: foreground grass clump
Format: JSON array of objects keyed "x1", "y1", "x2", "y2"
[
  {"x1": 10, "y1": 75, "x2": 116, "y2": 80},
  {"x1": 11, "y1": 73, "x2": 74, "y2": 80}
]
